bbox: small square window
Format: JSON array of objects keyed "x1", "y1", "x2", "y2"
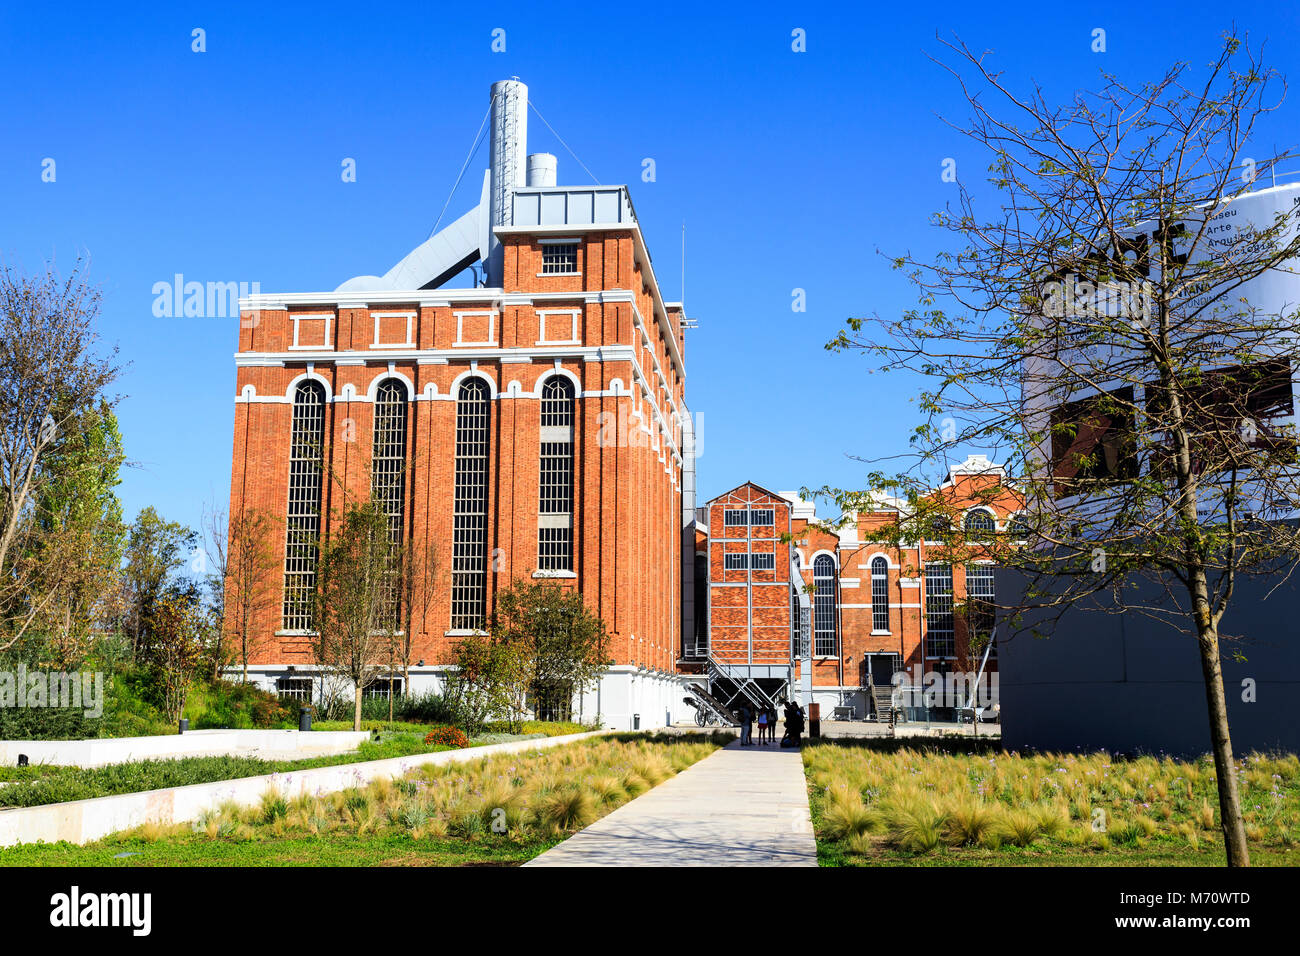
[
  {"x1": 724, "y1": 553, "x2": 749, "y2": 570},
  {"x1": 750, "y1": 509, "x2": 775, "y2": 526},
  {"x1": 541, "y1": 243, "x2": 578, "y2": 274},
  {"x1": 751, "y1": 553, "x2": 775, "y2": 570},
  {"x1": 723, "y1": 509, "x2": 748, "y2": 527}
]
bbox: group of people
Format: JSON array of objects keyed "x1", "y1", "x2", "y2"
[{"x1": 736, "y1": 699, "x2": 806, "y2": 748}]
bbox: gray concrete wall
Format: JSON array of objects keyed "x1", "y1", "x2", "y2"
[{"x1": 997, "y1": 568, "x2": 1300, "y2": 757}]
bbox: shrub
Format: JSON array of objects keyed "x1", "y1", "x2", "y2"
[
  {"x1": 424, "y1": 726, "x2": 469, "y2": 749},
  {"x1": 188, "y1": 680, "x2": 294, "y2": 730}
]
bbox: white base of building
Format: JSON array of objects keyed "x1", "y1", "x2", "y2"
[{"x1": 228, "y1": 664, "x2": 689, "y2": 732}]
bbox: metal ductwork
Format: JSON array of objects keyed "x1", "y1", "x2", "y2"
[{"x1": 336, "y1": 78, "x2": 529, "y2": 293}]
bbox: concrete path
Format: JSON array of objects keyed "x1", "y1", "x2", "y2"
[{"x1": 525, "y1": 739, "x2": 817, "y2": 866}]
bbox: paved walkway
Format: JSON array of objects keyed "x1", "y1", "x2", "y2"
[{"x1": 525, "y1": 739, "x2": 817, "y2": 866}]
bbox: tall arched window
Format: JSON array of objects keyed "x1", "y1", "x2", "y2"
[
  {"x1": 371, "y1": 379, "x2": 408, "y2": 626},
  {"x1": 451, "y1": 377, "x2": 491, "y2": 630},
  {"x1": 813, "y1": 554, "x2": 837, "y2": 657},
  {"x1": 871, "y1": 557, "x2": 890, "y2": 632},
  {"x1": 283, "y1": 380, "x2": 326, "y2": 630},
  {"x1": 964, "y1": 509, "x2": 996, "y2": 539},
  {"x1": 538, "y1": 376, "x2": 574, "y2": 571}
]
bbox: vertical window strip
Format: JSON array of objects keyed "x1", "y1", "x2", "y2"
[
  {"x1": 538, "y1": 377, "x2": 574, "y2": 571},
  {"x1": 965, "y1": 563, "x2": 996, "y2": 657},
  {"x1": 924, "y1": 563, "x2": 955, "y2": 657},
  {"x1": 283, "y1": 381, "x2": 326, "y2": 630},
  {"x1": 451, "y1": 378, "x2": 490, "y2": 629},
  {"x1": 813, "y1": 555, "x2": 837, "y2": 657},
  {"x1": 371, "y1": 380, "x2": 408, "y2": 627},
  {"x1": 871, "y1": 557, "x2": 889, "y2": 631}
]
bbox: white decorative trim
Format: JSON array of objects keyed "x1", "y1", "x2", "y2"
[
  {"x1": 285, "y1": 369, "x2": 333, "y2": 402},
  {"x1": 370, "y1": 311, "x2": 416, "y2": 349},
  {"x1": 289, "y1": 312, "x2": 333, "y2": 351},
  {"x1": 366, "y1": 370, "x2": 415, "y2": 402},
  {"x1": 454, "y1": 310, "x2": 498, "y2": 347},
  {"x1": 532, "y1": 569, "x2": 577, "y2": 578},
  {"x1": 448, "y1": 367, "x2": 499, "y2": 399},
  {"x1": 537, "y1": 308, "x2": 581, "y2": 346}
]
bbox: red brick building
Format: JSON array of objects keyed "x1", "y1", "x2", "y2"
[
  {"x1": 690, "y1": 456, "x2": 1023, "y2": 719},
  {"x1": 227, "y1": 80, "x2": 692, "y2": 729}
]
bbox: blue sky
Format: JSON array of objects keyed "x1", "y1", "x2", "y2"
[{"x1": 3, "y1": 1, "x2": 1298, "y2": 538}]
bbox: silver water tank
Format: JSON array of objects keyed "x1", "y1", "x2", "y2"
[{"x1": 527, "y1": 152, "x2": 557, "y2": 187}]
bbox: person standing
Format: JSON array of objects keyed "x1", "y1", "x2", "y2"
[
  {"x1": 757, "y1": 705, "x2": 769, "y2": 744},
  {"x1": 738, "y1": 701, "x2": 752, "y2": 745},
  {"x1": 766, "y1": 703, "x2": 779, "y2": 743}
]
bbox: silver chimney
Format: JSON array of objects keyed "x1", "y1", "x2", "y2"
[{"x1": 487, "y1": 78, "x2": 528, "y2": 286}]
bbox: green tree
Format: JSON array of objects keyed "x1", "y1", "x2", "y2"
[
  {"x1": 489, "y1": 579, "x2": 612, "y2": 724},
  {"x1": 0, "y1": 262, "x2": 123, "y2": 653},
  {"x1": 28, "y1": 400, "x2": 127, "y2": 667},
  {"x1": 144, "y1": 585, "x2": 209, "y2": 723},
  {"x1": 119, "y1": 508, "x2": 198, "y2": 661},
  {"x1": 442, "y1": 633, "x2": 529, "y2": 735}
]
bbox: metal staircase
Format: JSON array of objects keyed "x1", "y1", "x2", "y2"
[
  {"x1": 706, "y1": 657, "x2": 790, "y2": 713},
  {"x1": 868, "y1": 681, "x2": 897, "y2": 723},
  {"x1": 682, "y1": 682, "x2": 736, "y2": 727}
]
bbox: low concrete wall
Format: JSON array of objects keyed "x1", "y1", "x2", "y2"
[
  {"x1": 0, "y1": 729, "x2": 371, "y2": 768},
  {"x1": 0, "y1": 730, "x2": 611, "y2": 848}
]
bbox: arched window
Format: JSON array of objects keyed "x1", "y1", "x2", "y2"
[
  {"x1": 451, "y1": 378, "x2": 491, "y2": 630},
  {"x1": 964, "y1": 510, "x2": 996, "y2": 539},
  {"x1": 283, "y1": 380, "x2": 326, "y2": 630},
  {"x1": 371, "y1": 380, "x2": 408, "y2": 626},
  {"x1": 538, "y1": 377, "x2": 574, "y2": 571},
  {"x1": 871, "y1": 557, "x2": 890, "y2": 632},
  {"x1": 812, "y1": 554, "x2": 837, "y2": 657}
]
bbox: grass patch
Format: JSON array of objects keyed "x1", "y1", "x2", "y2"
[
  {"x1": 0, "y1": 732, "x2": 730, "y2": 867},
  {"x1": 804, "y1": 738, "x2": 1300, "y2": 866}
]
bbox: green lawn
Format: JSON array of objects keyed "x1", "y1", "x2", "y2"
[
  {"x1": 804, "y1": 738, "x2": 1300, "y2": 866},
  {"x1": 0, "y1": 723, "x2": 594, "y2": 808},
  {"x1": 0, "y1": 733, "x2": 729, "y2": 867}
]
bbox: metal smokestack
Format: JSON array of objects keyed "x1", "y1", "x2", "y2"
[{"x1": 487, "y1": 78, "x2": 528, "y2": 286}]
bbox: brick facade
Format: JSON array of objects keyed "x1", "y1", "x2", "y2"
[{"x1": 227, "y1": 224, "x2": 687, "y2": 712}]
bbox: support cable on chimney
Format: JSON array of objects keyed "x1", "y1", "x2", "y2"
[
  {"x1": 528, "y1": 98, "x2": 601, "y2": 185},
  {"x1": 429, "y1": 97, "x2": 494, "y2": 238}
]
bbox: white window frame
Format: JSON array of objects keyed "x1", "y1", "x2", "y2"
[
  {"x1": 537, "y1": 237, "x2": 581, "y2": 276},
  {"x1": 537, "y1": 308, "x2": 581, "y2": 345},
  {"x1": 289, "y1": 312, "x2": 333, "y2": 351},
  {"x1": 370, "y1": 311, "x2": 416, "y2": 349},
  {"x1": 454, "y1": 310, "x2": 498, "y2": 347}
]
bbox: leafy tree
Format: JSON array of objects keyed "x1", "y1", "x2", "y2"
[
  {"x1": 0, "y1": 262, "x2": 123, "y2": 652},
  {"x1": 144, "y1": 584, "x2": 209, "y2": 723},
  {"x1": 28, "y1": 400, "x2": 127, "y2": 667},
  {"x1": 311, "y1": 501, "x2": 399, "y2": 732},
  {"x1": 118, "y1": 507, "x2": 198, "y2": 660},
  {"x1": 825, "y1": 32, "x2": 1295, "y2": 866},
  {"x1": 441, "y1": 633, "x2": 529, "y2": 735},
  {"x1": 489, "y1": 578, "x2": 612, "y2": 724}
]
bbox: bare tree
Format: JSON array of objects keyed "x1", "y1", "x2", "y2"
[
  {"x1": 398, "y1": 539, "x2": 443, "y2": 693},
  {"x1": 0, "y1": 263, "x2": 123, "y2": 652},
  {"x1": 209, "y1": 505, "x2": 280, "y2": 683},
  {"x1": 311, "y1": 500, "x2": 399, "y2": 731},
  {"x1": 825, "y1": 32, "x2": 1298, "y2": 867}
]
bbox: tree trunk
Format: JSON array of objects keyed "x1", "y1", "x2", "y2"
[
  {"x1": 1194, "y1": 617, "x2": 1251, "y2": 866},
  {"x1": 353, "y1": 684, "x2": 363, "y2": 732}
]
